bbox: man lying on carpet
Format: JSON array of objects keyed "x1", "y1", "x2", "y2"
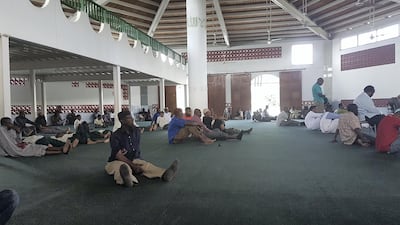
[
  {"x1": 105, "y1": 111, "x2": 179, "y2": 187},
  {"x1": 0, "y1": 117, "x2": 71, "y2": 157},
  {"x1": 73, "y1": 122, "x2": 111, "y2": 145},
  {"x1": 332, "y1": 104, "x2": 373, "y2": 147},
  {"x1": 168, "y1": 108, "x2": 215, "y2": 144}
]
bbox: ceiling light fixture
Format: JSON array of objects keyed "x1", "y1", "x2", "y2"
[{"x1": 265, "y1": 0, "x2": 281, "y2": 44}]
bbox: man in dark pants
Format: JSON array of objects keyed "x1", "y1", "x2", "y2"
[
  {"x1": 353, "y1": 85, "x2": 384, "y2": 127},
  {"x1": 105, "y1": 111, "x2": 178, "y2": 187},
  {"x1": 0, "y1": 189, "x2": 19, "y2": 225}
]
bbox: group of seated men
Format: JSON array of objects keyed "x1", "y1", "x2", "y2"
[
  {"x1": 0, "y1": 110, "x2": 181, "y2": 225},
  {"x1": 277, "y1": 85, "x2": 400, "y2": 155},
  {"x1": 166, "y1": 107, "x2": 252, "y2": 145},
  {"x1": 0, "y1": 109, "x2": 112, "y2": 158},
  {"x1": 148, "y1": 107, "x2": 172, "y2": 131}
]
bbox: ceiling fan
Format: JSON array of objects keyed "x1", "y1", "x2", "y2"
[{"x1": 266, "y1": 0, "x2": 282, "y2": 44}]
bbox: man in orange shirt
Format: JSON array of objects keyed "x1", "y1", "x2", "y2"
[
  {"x1": 183, "y1": 107, "x2": 193, "y2": 121},
  {"x1": 375, "y1": 109, "x2": 400, "y2": 154}
]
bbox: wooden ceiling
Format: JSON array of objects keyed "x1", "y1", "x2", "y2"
[{"x1": 92, "y1": 0, "x2": 400, "y2": 47}]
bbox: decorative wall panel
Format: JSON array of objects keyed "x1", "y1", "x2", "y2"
[{"x1": 341, "y1": 44, "x2": 395, "y2": 71}]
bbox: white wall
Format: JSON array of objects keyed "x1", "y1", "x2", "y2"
[
  {"x1": 332, "y1": 18, "x2": 400, "y2": 101},
  {"x1": 11, "y1": 80, "x2": 129, "y2": 106},
  {"x1": 207, "y1": 40, "x2": 332, "y2": 101},
  {"x1": 0, "y1": 0, "x2": 187, "y2": 84},
  {"x1": 147, "y1": 85, "x2": 159, "y2": 107}
]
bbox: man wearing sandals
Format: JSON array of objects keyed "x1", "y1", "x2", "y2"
[{"x1": 105, "y1": 111, "x2": 178, "y2": 187}]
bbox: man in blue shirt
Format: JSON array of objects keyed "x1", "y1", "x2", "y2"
[
  {"x1": 312, "y1": 78, "x2": 326, "y2": 113},
  {"x1": 105, "y1": 111, "x2": 178, "y2": 187},
  {"x1": 168, "y1": 108, "x2": 215, "y2": 144}
]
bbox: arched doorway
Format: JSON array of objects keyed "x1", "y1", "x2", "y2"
[{"x1": 251, "y1": 74, "x2": 280, "y2": 116}]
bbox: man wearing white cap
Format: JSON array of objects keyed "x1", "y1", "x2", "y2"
[{"x1": 202, "y1": 108, "x2": 213, "y2": 130}]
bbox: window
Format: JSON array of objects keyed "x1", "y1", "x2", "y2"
[
  {"x1": 291, "y1": 44, "x2": 313, "y2": 65},
  {"x1": 358, "y1": 30, "x2": 377, "y2": 46},
  {"x1": 377, "y1": 24, "x2": 399, "y2": 41},
  {"x1": 341, "y1": 35, "x2": 358, "y2": 49}
]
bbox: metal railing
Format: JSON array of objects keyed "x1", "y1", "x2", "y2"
[{"x1": 60, "y1": 0, "x2": 185, "y2": 65}]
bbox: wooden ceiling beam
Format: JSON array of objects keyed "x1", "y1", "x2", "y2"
[{"x1": 271, "y1": 0, "x2": 330, "y2": 39}]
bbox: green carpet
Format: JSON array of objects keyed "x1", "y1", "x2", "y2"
[{"x1": 1, "y1": 120, "x2": 400, "y2": 225}]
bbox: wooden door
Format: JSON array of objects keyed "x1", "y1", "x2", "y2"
[
  {"x1": 279, "y1": 71, "x2": 302, "y2": 110},
  {"x1": 165, "y1": 86, "x2": 177, "y2": 112},
  {"x1": 207, "y1": 75, "x2": 226, "y2": 116},
  {"x1": 231, "y1": 73, "x2": 251, "y2": 116}
]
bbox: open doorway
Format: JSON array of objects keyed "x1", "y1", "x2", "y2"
[{"x1": 251, "y1": 74, "x2": 280, "y2": 116}]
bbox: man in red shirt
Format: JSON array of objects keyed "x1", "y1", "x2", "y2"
[{"x1": 375, "y1": 109, "x2": 400, "y2": 154}]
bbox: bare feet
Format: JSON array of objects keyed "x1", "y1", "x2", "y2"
[
  {"x1": 62, "y1": 139, "x2": 72, "y2": 154},
  {"x1": 104, "y1": 138, "x2": 110, "y2": 144},
  {"x1": 71, "y1": 139, "x2": 79, "y2": 148},
  {"x1": 357, "y1": 139, "x2": 370, "y2": 147},
  {"x1": 204, "y1": 139, "x2": 216, "y2": 144}
]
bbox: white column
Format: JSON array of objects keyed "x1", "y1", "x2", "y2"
[
  {"x1": 128, "y1": 85, "x2": 132, "y2": 112},
  {"x1": 30, "y1": 70, "x2": 38, "y2": 119},
  {"x1": 186, "y1": 0, "x2": 207, "y2": 110},
  {"x1": 98, "y1": 80, "x2": 104, "y2": 115},
  {"x1": 41, "y1": 82, "x2": 47, "y2": 117},
  {"x1": 159, "y1": 78, "x2": 166, "y2": 110},
  {"x1": 131, "y1": 86, "x2": 141, "y2": 107},
  {"x1": 225, "y1": 74, "x2": 232, "y2": 105},
  {"x1": 184, "y1": 84, "x2": 189, "y2": 108},
  {"x1": 112, "y1": 65, "x2": 122, "y2": 131},
  {"x1": 0, "y1": 35, "x2": 11, "y2": 118}
]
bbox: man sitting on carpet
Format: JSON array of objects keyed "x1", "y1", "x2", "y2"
[
  {"x1": 168, "y1": 108, "x2": 215, "y2": 144},
  {"x1": 276, "y1": 107, "x2": 302, "y2": 126},
  {"x1": 183, "y1": 107, "x2": 193, "y2": 120},
  {"x1": 192, "y1": 108, "x2": 242, "y2": 141},
  {"x1": 35, "y1": 111, "x2": 70, "y2": 135},
  {"x1": 304, "y1": 106, "x2": 324, "y2": 130},
  {"x1": 94, "y1": 115, "x2": 107, "y2": 128},
  {"x1": 353, "y1": 85, "x2": 384, "y2": 127},
  {"x1": 320, "y1": 105, "x2": 340, "y2": 134},
  {"x1": 332, "y1": 104, "x2": 371, "y2": 147},
  {"x1": 73, "y1": 115, "x2": 82, "y2": 130},
  {"x1": 202, "y1": 108, "x2": 214, "y2": 130},
  {"x1": 105, "y1": 111, "x2": 179, "y2": 187},
  {"x1": 212, "y1": 117, "x2": 252, "y2": 135},
  {"x1": 149, "y1": 111, "x2": 170, "y2": 131},
  {"x1": 14, "y1": 110, "x2": 36, "y2": 136},
  {"x1": 375, "y1": 109, "x2": 400, "y2": 154}
]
